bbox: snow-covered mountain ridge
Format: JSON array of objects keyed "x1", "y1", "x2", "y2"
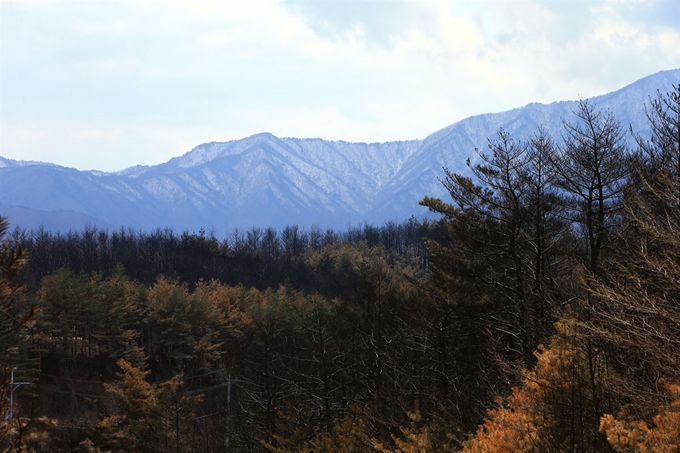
[{"x1": 1, "y1": 69, "x2": 679, "y2": 232}]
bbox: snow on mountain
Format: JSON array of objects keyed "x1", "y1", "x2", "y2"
[{"x1": 1, "y1": 69, "x2": 678, "y2": 232}]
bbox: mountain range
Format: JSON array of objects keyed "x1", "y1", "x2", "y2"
[{"x1": 1, "y1": 68, "x2": 679, "y2": 233}]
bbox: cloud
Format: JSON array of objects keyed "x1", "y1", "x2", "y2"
[
  {"x1": 282, "y1": 0, "x2": 413, "y2": 46},
  {"x1": 1, "y1": 0, "x2": 679, "y2": 171}
]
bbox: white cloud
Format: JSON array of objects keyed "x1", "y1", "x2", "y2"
[{"x1": 1, "y1": 0, "x2": 678, "y2": 171}]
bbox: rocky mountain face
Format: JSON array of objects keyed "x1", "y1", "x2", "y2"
[{"x1": 1, "y1": 69, "x2": 679, "y2": 233}]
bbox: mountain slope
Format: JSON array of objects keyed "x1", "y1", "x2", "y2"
[
  {"x1": 1, "y1": 69, "x2": 678, "y2": 232},
  {"x1": 371, "y1": 68, "x2": 680, "y2": 222}
]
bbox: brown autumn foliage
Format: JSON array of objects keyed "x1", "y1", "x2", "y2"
[
  {"x1": 600, "y1": 381, "x2": 680, "y2": 453},
  {"x1": 81, "y1": 358, "x2": 197, "y2": 453},
  {"x1": 459, "y1": 318, "x2": 608, "y2": 453}
]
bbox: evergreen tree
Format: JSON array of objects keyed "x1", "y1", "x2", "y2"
[
  {"x1": 552, "y1": 99, "x2": 630, "y2": 275},
  {"x1": 83, "y1": 359, "x2": 196, "y2": 453}
]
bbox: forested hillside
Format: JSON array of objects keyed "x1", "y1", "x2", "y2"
[{"x1": 2, "y1": 85, "x2": 679, "y2": 452}]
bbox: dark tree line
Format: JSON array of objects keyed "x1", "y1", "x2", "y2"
[{"x1": 9, "y1": 219, "x2": 434, "y2": 295}]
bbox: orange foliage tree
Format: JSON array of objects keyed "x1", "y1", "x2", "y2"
[
  {"x1": 600, "y1": 381, "x2": 680, "y2": 453},
  {"x1": 81, "y1": 358, "x2": 196, "y2": 453},
  {"x1": 460, "y1": 318, "x2": 608, "y2": 453}
]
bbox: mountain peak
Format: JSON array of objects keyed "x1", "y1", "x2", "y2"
[
  {"x1": 164, "y1": 132, "x2": 285, "y2": 170},
  {"x1": 248, "y1": 132, "x2": 279, "y2": 141}
]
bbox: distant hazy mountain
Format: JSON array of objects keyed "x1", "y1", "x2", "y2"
[{"x1": 1, "y1": 69, "x2": 679, "y2": 233}]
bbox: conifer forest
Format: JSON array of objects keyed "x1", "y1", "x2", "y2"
[{"x1": 2, "y1": 86, "x2": 680, "y2": 452}]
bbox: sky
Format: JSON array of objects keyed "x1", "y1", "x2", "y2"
[{"x1": 1, "y1": 0, "x2": 679, "y2": 172}]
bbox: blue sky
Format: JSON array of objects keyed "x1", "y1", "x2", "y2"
[{"x1": 1, "y1": 0, "x2": 679, "y2": 171}]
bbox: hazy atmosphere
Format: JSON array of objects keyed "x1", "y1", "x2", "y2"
[{"x1": 2, "y1": 0, "x2": 679, "y2": 171}]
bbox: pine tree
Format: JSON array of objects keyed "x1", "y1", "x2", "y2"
[
  {"x1": 84, "y1": 358, "x2": 196, "y2": 453},
  {"x1": 552, "y1": 99, "x2": 630, "y2": 275}
]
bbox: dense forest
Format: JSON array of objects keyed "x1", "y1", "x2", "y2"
[{"x1": 2, "y1": 85, "x2": 679, "y2": 452}]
